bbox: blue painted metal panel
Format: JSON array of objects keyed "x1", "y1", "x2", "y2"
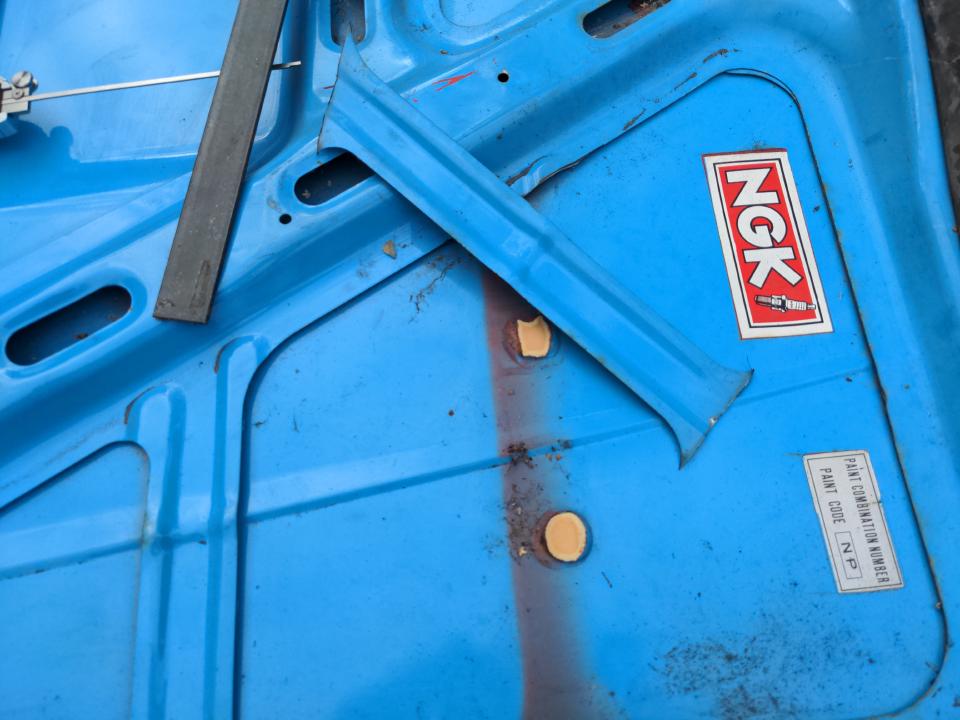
[{"x1": 1, "y1": 1, "x2": 958, "y2": 718}]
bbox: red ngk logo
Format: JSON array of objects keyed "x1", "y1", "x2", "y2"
[{"x1": 703, "y1": 149, "x2": 832, "y2": 339}]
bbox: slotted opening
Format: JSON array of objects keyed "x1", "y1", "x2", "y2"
[
  {"x1": 582, "y1": 0, "x2": 669, "y2": 38},
  {"x1": 5, "y1": 285, "x2": 131, "y2": 366},
  {"x1": 295, "y1": 152, "x2": 374, "y2": 205},
  {"x1": 331, "y1": 0, "x2": 366, "y2": 45}
]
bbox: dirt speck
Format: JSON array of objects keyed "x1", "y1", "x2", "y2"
[{"x1": 506, "y1": 441, "x2": 534, "y2": 468}]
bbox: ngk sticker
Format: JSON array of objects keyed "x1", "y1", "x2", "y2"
[{"x1": 703, "y1": 150, "x2": 832, "y2": 339}]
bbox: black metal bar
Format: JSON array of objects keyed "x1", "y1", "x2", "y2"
[
  {"x1": 920, "y1": 0, "x2": 960, "y2": 226},
  {"x1": 154, "y1": 0, "x2": 290, "y2": 323}
]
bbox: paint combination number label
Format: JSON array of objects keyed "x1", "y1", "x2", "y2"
[{"x1": 803, "y1": 450, "x2": 903, "y2": 593}]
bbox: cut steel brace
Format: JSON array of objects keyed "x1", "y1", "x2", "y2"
[{"x1": 320, "y1": 39, "x2": 752, "y2": 465}]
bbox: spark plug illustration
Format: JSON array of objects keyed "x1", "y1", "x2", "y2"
[{"x1": 754, "y1": 294, "x2": 816, "y2": 312}]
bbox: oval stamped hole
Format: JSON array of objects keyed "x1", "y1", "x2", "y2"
[
  {"x1": 295, "y1": 152, "x2": 374, "y2": 206},
  {"x1": 583, "y1": 0, "x2": 669, "y2": 39},
  {"x1": 5, "y1": 285, "x2": 132, "y2": 366}
]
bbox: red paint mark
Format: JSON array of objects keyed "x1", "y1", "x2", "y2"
[{"x1": 432, "y1": 70, "x2": 475, "y2": 90}]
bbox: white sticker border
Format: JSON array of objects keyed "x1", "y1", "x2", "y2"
[
  {"x1": 803, "y1": 450, "x2": 904, "y2": 594},
  {"x1": 703, "y1": 149, "x2": 834, "y2": 340}
]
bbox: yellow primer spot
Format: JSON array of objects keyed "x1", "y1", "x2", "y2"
[
  {"x1": 544, "y1": 511, "x2": 588, "y2": 563},
  {"x1": 516, "y1": 315, "x2": 551, "y2": 358},
  {"x1": 382, "y1": 239, "x2": 397, "y2": 258}
]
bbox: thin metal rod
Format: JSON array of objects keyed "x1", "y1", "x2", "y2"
[{"x1": 24, "y1": 61, "x2": 300, "y2": 103}]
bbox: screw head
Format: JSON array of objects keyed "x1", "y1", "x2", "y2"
[{"x1": 11, "y1": 71, "x2": 33, "y2": 89}]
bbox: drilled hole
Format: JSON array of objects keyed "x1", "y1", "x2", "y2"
[
  {"x1": 295, "y1": 152, "x2": 374, "y2": 206},
  {"x1": 583, "y1": 0, "x2": 669, "y2": 38},
  {"x1": 331, "y1": 0, "x2": 366, "y2": 45},
  {"x1": 498, "y1": 70, "x2": 510, "y2": 83},
  {"x1": 6, "y1": 285, "x2": 132, "y2": 366},
  {"x1": 279, "y1": 213, "x2": 292, "y2": 224}
]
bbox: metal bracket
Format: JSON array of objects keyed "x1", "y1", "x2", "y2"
[
  {"x1": 0, "y1": 71, "x2": 35, "y2": 124},
  {"x1": 320, "y1": 38, "x2": 752, "y2": 465}
]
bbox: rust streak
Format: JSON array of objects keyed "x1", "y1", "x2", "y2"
[
  {"x1": 482, "y1": 271, "x2": 612, "y2": 718},
  {"x1": 505, "y1": 157, "x2": 544, "y2": 187},
  {"x1": 623, "y1": 110, "x2": 646, "y2": 131},
  {"x1": 537, "y1": 159, "x2": 582, "y2": 187},
  {"x1": 214, "y1": 338, "x2": 241, "y2": 374},
  {"x1": 123, "y1": 386, "x2": 156, "y2": 425},
  {"x1": 702, "y1": 48, "x2": 730, "y2": 63},
  {"x1": 674, "y1": 71, "x2": 698, "y2": 91}
]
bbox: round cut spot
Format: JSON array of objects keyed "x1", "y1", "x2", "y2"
[
  {"x1": 516, "y1": 315, "x2": 551, "y2": 358},
  {"x1": 544, "y1": 511, "x2": 588, "y2": 562}
]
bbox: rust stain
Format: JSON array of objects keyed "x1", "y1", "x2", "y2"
[
  {"x1": 482, "y1": 271, "x2": 615, "y2": 718},
  {"x1": 629, "y1": 0, "x2": 669, "y2": 19},
  {"x1": 506, "y1": 157, "x2": 544, "y2": 187},
  {"x1": 410, "y1": 255, "x2": 461, "y2": 314},
  {"x1": 538, "y1": 159, "x2": 582, "y2": 187},
  {"x1": 604, "y1": 0, "x2": 671, "y2": 35},
  {"x1": 213, "y1": 337, "x2": 244, "y2": 374},
  {"x1": 123, "y1": 386, "x2": 156, "y2": 425},
  {"x1": 703, "y1": 48, "x2": 730, "y2": 63},
  {"x1": 622, "y1": 110, "x2": 646, "y2": 131},
  {"x1": 432, "y1": 70, "x2": 475, "y2": 90},
  {"x1": 213, "y1": 343, "x2": 228, "y2": 374},
  {"x1": 674, "y1": 72, "x2": 698, "y2": 91}
]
